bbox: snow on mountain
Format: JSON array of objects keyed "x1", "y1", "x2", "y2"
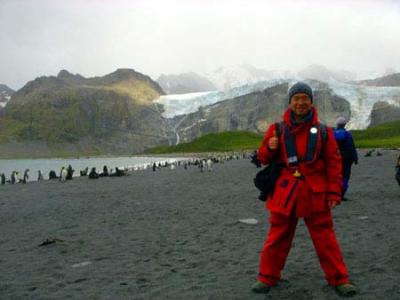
[
  {"x1": 203, "y1": 64, "x2": 359, "y2": 92},
  {"x1": 204, "y1": 65, "x2": 287, "y2": 91},
  {"x1": 154, "y1": 91, "x2": 219, "y2": 118},
  {"x1": 298, "y1": 65, "x2": 357, "y2": 83},
  {"x1": 0, "y1": 84, "x2": 15, "y2": 109},
  {"x1": 154, "y1": 79, "x2": 287, "y2": 118},
  {"x1": 0, "y1": 95, "x2": 11, "y2": 108},
  {"x1": 160, "y1": 64, "x2": 398, "y2": 96}
]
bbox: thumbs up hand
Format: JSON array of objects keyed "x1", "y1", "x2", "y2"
[{"x1": 268, "y1": 129, "x2": 279, "y2": 150}]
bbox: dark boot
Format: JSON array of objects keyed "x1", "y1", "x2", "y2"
[
  {"x1": 251, "y1": 280, "x2": 271, "y2": 294},
  {"x1": 335, "y1": 283, "x2": 358, "y2": 297}
]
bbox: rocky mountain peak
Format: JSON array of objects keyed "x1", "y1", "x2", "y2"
[
  {"x1": 57, "y1": 69, "x2": 85, "y2": 80},
  {"x1": 353, "y1": 73, "x2": 400, "y2": 87},
  {"x1": 102, "y1": 68, "x2": 146, "y2": 82},
  {"x1": 58, "y1": 69, "x2": 73, "y2": 78},
  {"x1": 97, "y1": 68, "x2": 164, "y2": 95},
  {"x1": 298, "y1": 64, "x2": 357, "y2": 82}
]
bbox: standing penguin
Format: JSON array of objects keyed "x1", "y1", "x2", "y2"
[{"x1": 23, "y1": 169, "x2": 30, "y2": 184}]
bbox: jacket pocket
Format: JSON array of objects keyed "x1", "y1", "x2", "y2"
[
  {"x1": 307, "y1": 175, "x2": 329, "y2": 213},
  {"x1": 271, "y1": 176, "x2": 298, "y2": 208}
]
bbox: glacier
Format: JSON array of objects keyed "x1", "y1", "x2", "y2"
[
  {"x1": 154, "y1": 80, "x2": 400, "y2": 129},
  {"x1": 154, "y1": 79, "x2": 287, "y2": 118},
  {"x1": 326, "y1": 81, "x2": 400, "y2": 129},
  {"x1": 154, "y1": 91, "x2": 221, "y2": 118}
]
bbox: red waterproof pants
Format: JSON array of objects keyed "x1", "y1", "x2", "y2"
[{"x1": 258, "y1": 210, "x2": 349, "y2": 286}]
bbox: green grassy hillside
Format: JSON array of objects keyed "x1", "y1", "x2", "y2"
[
  {"x1": 145, "y1": 131, "x2": 263, "y2": 154},
  {"x1": 352, "y1": 120, "x2": 400, "y2": 148},
  {"x1": 145, "y1": 121, "x2": 400, "y2": 154}
]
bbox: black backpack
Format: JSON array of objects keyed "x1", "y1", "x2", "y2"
[
  {"x1": 253, "y1": 123, "x2": 283, "y2": 201},
  {"x1": 254, "y1": 158, "x2": 281, "y2": 201}
]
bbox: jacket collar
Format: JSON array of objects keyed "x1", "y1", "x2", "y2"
[{"x1": 283, "y1": 106, "x2": 319, "y2": 128}]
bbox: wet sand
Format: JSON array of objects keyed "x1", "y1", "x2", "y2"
[{"x1": 1, "y1": 150, "x2": 400, "y2": 299}]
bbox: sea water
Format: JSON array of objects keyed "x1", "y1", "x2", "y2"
[{"x1": 0, "y1": 156, "x2": 190, "y2": 181}]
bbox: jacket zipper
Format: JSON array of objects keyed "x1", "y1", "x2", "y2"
[{"x1": 283, "y1": 179, "x2": 299, "y2": 208}]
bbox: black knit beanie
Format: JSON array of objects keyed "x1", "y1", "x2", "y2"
[{"x1": 288, "y1": 82, "x2": 313, "y2": 103}]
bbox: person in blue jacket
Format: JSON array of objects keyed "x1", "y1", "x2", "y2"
[
  {"x1": 334, "y1": 117, "x2": 358, "y2": 200},
  {"x1": 395, "y1": 154, "x2": 400, "y2": 186}
]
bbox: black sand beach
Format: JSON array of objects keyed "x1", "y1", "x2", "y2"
[{"x1": 1, "y1": 150, "x2": 400, "y2": 299}]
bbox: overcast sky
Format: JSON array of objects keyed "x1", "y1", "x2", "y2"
[{"x1": 1, "y1": 0, "x2": 399, "y2": 90}]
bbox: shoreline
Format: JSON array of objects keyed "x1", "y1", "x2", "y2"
[
  {"x1": 0, "y1": 153, "x2": 250, "y2": 183},
  {"x1": 1, "y1": 147, "x2": 399, "y2": 160},
  {"x1": 0, "y1": 150, "x2": 249, "y2": 160}
]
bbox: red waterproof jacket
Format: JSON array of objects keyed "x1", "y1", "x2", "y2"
[{"x1": 258, "y1": 107, "x2": 342, "y2": 217}]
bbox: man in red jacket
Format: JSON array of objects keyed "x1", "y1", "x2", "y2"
[{"x1": 252, "y1": 82, "x2": 357, "y2": 297}]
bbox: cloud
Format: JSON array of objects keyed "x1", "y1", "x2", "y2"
[{"x1": 0, "y1": 0, "x2": 399, "y2": 89}]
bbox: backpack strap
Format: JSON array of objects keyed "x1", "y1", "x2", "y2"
[
  {"x1": 275, "y1": 121, "x2": 284, "y2": 138},
  {"x1": 283, "y1": 124, "x2": 299, "y2": 165},
  {"x1": 320, "y1": 122, "x2": 327, "y2": 144},
  {"x1": 318, "y1": 122, "x2": 328, "y2": 159}
]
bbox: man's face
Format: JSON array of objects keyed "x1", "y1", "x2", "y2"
[{"x1": 289, "y1": 93, "x2": 313, "y2": 117}]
